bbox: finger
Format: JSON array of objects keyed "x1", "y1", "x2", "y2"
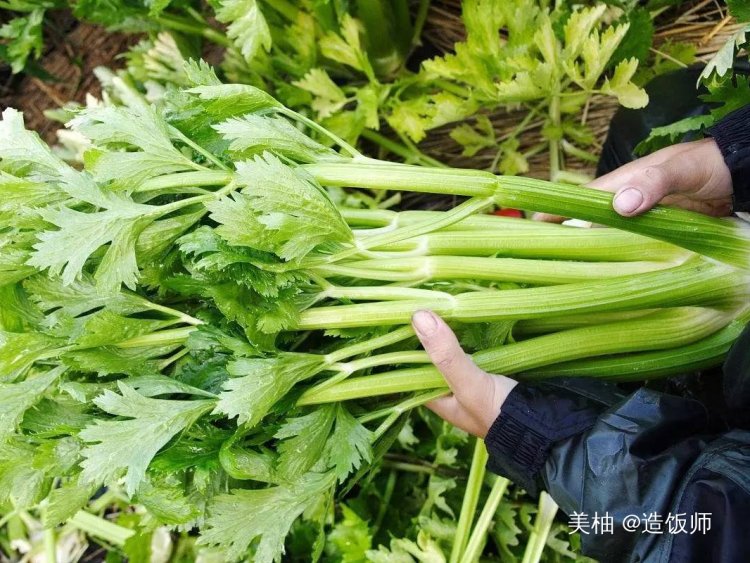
[
  {"x1": 411, "y1": 310, "x2": 488, "y2": 403},
  {"x1": 587, "y1": 146, "x2": 677, "y2": 195},
  {"x1": 426, "y1": 395, "x2": 488, "y2": 437},
  {"x1": 426, "y1": 395, "x2": 462, "y2": 424},
  {"x1": 591, "y1": 164, "x2": 674, "y2": 217},
  {"x1": 532, "y1": 212, "x2": 566, "y2": 223}
]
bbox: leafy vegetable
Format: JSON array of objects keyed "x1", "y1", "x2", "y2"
[{"x1": 1, "y1": 50, "x2": 748, "y2": 563}]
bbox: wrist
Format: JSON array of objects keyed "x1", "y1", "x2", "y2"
[
  {"x1": 705, "y1": 105, "x2": 750, "y2": 211},
  {"x1": 481, "y1": 376, "x2": 518, "y2": 437}
]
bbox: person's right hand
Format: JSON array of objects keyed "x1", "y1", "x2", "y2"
[{"x1": 534, "y1": 138, "x2": 734, "y2": 221}]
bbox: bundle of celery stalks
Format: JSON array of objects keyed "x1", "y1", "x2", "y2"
[{"x1": 1, "y1": 65, "x2": 748, "y2": 562}]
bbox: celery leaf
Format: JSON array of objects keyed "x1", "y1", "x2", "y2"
[
  {"x1": 215, "y1": 114, "x2": 335, "y2": 162},
  {"x1": 294, "y1": 68, "x2": 348, "y2": 118},
  {"x1": 27, "y1": 171, "x2": 164, "y2": 290},
  {"x1": 601, "y1": 58, "x2": 648, "y2": 108},
  {"x1": 0, "y1": 10, "x2": 44, "y2": 74},
  {"x1": 325, "y1": 405, "x2": 372, "y2": 482},
  {"x1": 727, "y1": 0, "x2": 750, "y2": 22},
  {"x1": 208, "y1": 153, "x2": 352, "y2": 261},
  {"x1": 0, "y1": 367, "x2": 62, "y2": 439},
  {"x1": 0, "y1": 108, "x2": 68, "y2": 180},
  {"x1": 69, "y1": 104, "x2": 198, "y2": 190},
  {"x1": 215, "y1": 354, "x2": 323, "y2": 427},
  {"x1": 79, "y1": 382, "x2": 214, "y2": 495},
  {"x1": 0, "y1": 331, "x2": 64, "y2": 380},
  {"x1": 215, "y1": 0, "x2": 271, "y2": 63},
  {"x1": 319, "y1": 15, "x2": 374, "y2": 80},
  {"x1": 200, "y1": 472, "x2": 334, "y2": 562},
  {"x1": 275, "y1": 406, "x2": 336, "y2": 481}
]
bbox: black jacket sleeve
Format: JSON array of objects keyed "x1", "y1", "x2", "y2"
[
  {"x1": 706, "y1": 105, "x2": 750, "y2": 212},
  {"x1": 484, "y1": 325, "x2": 750, "y2": 563}
]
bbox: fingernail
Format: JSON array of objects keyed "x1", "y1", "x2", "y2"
[
  {"x1": 412, "y1": 310, "x2": 438, "y2": 337},
  {"x1": 613, "y1": 188, "x2": 643, "y2": 215}
]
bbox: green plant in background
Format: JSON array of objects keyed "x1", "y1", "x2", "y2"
[
  {"x1": 383, "y1": 0, "x2": 655, "y2": 181},
  {"x1": 109, "y1": 0, "x2": 706, "y2": 180},
  {"x1": 9, "y1": 0, "x2": 698, "y2": 176},
  {"x1": 269, "y1": 0, "x2": 669, "y2": 178},
  {"x1": 637, "y1": 0, "x2": 750, "y2": 153},
  {"x1": 0, "y1": 0, "x2": 65, "y2": 74},
  {"x1": 0, "y1": 0, "x2": 425, "y2": 90}
]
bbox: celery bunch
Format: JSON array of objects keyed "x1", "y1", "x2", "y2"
[{"x1": 1, "y1": 65, "x2": 748, "y2": 562}]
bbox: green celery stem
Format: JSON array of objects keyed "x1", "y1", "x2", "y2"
[
  {"x1": 371, "y1": 229, "x2": 688, "y2": 262},
  {"x1": 525, "y1": 316, "x2": 749, "y2": 380},
  {"x1": 315, "y1": 256, "x2": 673, "y2": 284},
  {"x1": 494, "y1": 176, "x2": 750, "y2": 270},
  {"x1": 450, "y1": 439, "x2": 489, "y2": 563},
  {"x1": 303, "y1": 160, "x2": 497, "y2": 197},
  {"x1": 297, "y1": 260, "x2": 746, "y2": 329},
  {"x1": 302, "y1": 161, "x2": 750, "y2": 270},
  {"x1": 521, "y1": 492, "x2": 558, "y2": 563},
  {"x1": 138, "y1": 170, "x2": 231, "y2": 192},
  {"x1": 515, "y1": 310, "x2": 656, "y2": 335},
  {"x1": 68, "y1": 511, "x2": 134, "y2": 547},
  {"x1": 460, "y1": 477, "x2": 510, "y2": 563},
  {"x1": 298, "y1": 307, "x2": 734, "y2": 404}
]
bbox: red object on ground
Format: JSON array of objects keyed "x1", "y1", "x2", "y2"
[{"x1": 492, "y1": 208, "x2": 524, "y2": 218}]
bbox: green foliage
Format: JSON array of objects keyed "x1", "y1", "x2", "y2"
[
  {"x1": 326, "y1": 504, "x2": 372, "y2": 562},
  {"x1": 384, "y1": 0, "x2": 650, "y2": 177},
  {"x1": 27, "y1": 172, "x2": 158, "y2": 291},
  {"x1": 199, "y1": 472, "x2": 335, "y2": 562},
  {"x1": 79, "y1": 382, "x2": 214, "y2": 495},
  {"x1": 2, "y1": 1, "x2": 748, "y2": 554},
  {"x1": 0, "y1": 367, "x2": 62, "y2": 439},
  {"x1": 728, "y1": 0, "x2": 750, "y2": 22},
  {"x1": 637, "y1": 24, "x2": 749, "y2": 154},
  {"x1": 611, "y1": 7, "x2": 654, "y2": 66},
  {"x1": 214, "y1": 153, "x2": 353, "y2": 261},
  {"x1": 214, "y1": 354, "x2": 323, "y2": 427},
  {"x1": 0, "y1": 9, "x2": 45, "y2": 74},
  {"x1": 215, "y1": 0, "x2": 270, "y2": 62}
]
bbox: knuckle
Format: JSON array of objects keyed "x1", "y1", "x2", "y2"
[
  {"x1": 435, "y1": 353, "x2": 455, "y2": 370},
  {"x1": 639, "y1": 166, "x2": 669, "y2": 191}
]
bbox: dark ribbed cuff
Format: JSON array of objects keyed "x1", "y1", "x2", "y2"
[
  {"x1": 484, "y1": 383, "x2": 601, "y2": 495},
  {"x1": 706, "y1": 105, "x2": 750, "y2": 212}
]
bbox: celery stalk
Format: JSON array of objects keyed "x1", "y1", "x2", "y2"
[
  {"x1": 342, "y1": 208, "x2": 568, "y2": 231},
  {"x1": 302, "y1": 161, "x2": 750, "y2": 269},
  {"x1": 460, "y1": 476, "x2": 510, "y2": 563},
  {"x1": 524, "y1": 316, "x2": 749, "y2": 380},
  {"x1": 450, "y1": 439, "x2": 489, "y2": 563},
  {"x1": 495, "y1": 177, "x2": 750, "y2": 271},
  {"x1": 297, "y1": 259, "x2": 746, "y2": 329},
  {"x1": 373, "y1": 229, "x2": 688, "y2": 262},
  {"x1": 298, "y1": 307, "x2": 734, "y2": 404},
  {"x1": 314, "y1": 256, "x2": 674, "y2": 284},
  {"x1": 521, "y1": 493, "x2": 558, "y2": 563},
  {"x1": 515, "y1": 310, "x2": 657, "y2": 335},
  {"x1": 68, "y1": 511, "x2": 134, "y2": 547}
]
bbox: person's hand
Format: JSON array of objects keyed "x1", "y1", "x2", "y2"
[
  {"x1": 411, "y1": 310, "x2": 517, "y2": 438},
  {"x1": 534, "y1": 138, "x2": 733, "y2": 221}
]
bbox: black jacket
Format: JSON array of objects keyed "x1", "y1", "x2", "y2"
[
  {"x1": 707, "y1": 104, "x2": 750, "y2": 213},
  {"x1": 485, "y1": 106, "x2": 750, "y2": 562}
]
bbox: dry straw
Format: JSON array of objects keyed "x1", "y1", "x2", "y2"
[{"x1": 417, "y1": 0, "x2": 743, "y2": 178}]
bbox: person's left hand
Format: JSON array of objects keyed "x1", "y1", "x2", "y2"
[{"x1": 412, "y1": 310, "x2": 518, "y2": 438}]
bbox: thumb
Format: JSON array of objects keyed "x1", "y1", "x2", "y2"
[
  {"x1": 593, "y1": 165, "x2": 673, "y2": 217},
  {"x1": 411, "y1": 310, "x2": 488, "y2": 403}
]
